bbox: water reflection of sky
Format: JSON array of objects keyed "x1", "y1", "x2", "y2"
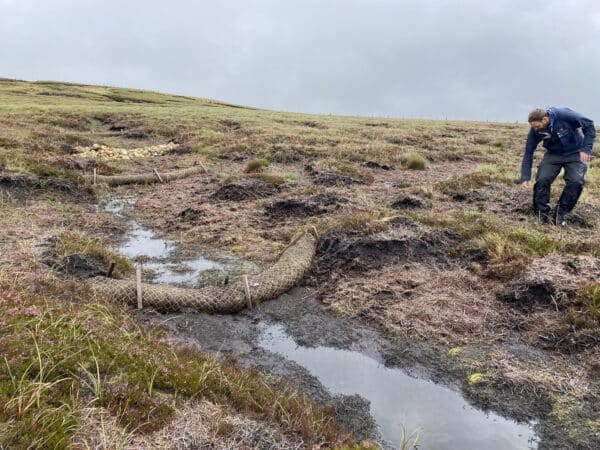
[
  {"x1": 118, "y1": 223, "x2": 174, "y2": 259},
  {"x1": 144, "y1": 259, "x2": 220, "y2": 284},
  {"x1": 259, "y1": 324, "x2": 539, "y2": 450},
  {"x1": 105, "y1": 196, "x2": 220, "y2": 285}
]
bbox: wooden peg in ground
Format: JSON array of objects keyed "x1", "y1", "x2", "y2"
[
  {"x1": 243, "y1": 275, "x2": 253, "y2": 309},
  {"x1": 106, "y1": 261, "x2": 116, "y2": 278},
  {"x1": 136, "y1": 266, "x2": 143, "y2": 309},
  {"x1": 153, "y1": 168, "x2": 164, "y2": 183},
  {"x1": 197, "y1": 160, "x2": 209, "y2": 174}
]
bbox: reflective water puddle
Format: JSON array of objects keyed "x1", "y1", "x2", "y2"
[
  {"x1": 103, "y1": 197, "x2": 221, "y2": 285},
  {"x1": 259, "y1": 324, "x2": 539, "y2": 450}
]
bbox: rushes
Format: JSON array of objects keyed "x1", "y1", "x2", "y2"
[{"x1": 400, "y1": 151, "x2": 427, "y2": 170}]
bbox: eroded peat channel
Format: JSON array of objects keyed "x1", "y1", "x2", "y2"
[{"x1": 107, "y1": 197, "x2": 540, "y2": 449}]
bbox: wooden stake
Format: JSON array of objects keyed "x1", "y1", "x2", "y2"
[
  {"x1": 93, "y1": 168, "x2": 97, "y2": 185},
  {"x1": 136, "y1": 265, "x2": 143, "y2": 309},
  {"x1": 243, "y1": 275, "x2": 252, "y2": 309},
  {"x1": 153, "y1": 168, "x2": 164, "y2": 183},
  {"x1": 197, "y1": 161, "x2": 209, "y2": 174},
  {"x1": 106, "y1": 260, "x2": 116, "y2": 278}
]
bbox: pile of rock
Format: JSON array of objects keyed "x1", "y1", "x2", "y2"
[{"x1": 75, "y1": 142, "x2": 178, "y2": 160}]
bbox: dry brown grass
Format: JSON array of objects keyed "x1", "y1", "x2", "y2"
[
  {"x1": 327, "y1": 264, "x2": 510, "y2": 345},
  {"x1": 73, "y1": 400, "x2": 306, "y2": 450}
]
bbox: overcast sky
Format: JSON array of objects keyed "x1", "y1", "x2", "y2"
[{"x1": 1, "y1": 0, "x2": 599, "y2": 121}]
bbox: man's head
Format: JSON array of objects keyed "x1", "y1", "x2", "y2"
[{"x1": 528, "y1": 108, "x2": 550, "y2": 131}]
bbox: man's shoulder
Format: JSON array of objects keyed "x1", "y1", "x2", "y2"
[{"x1": 549, "y1": 106, "x2": 572, "y2": 117}]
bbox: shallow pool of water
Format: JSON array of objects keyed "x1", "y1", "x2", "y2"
[
  {"x1": 144, "y1": 259, "x2": 221, "y2": 284},
  {"x1": 118, "y1": 223, "x2": 175, "y2": 260},
  {"x1": 259, "y1": 323, "x2": 539, "y2": 450},
  {"x1": 104, "y1": 197, "x2": 221, "y2": 285}
]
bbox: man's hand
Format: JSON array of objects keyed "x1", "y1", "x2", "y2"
[
  {"x1": 521, "y1": 180, "x2": 531, "y2": 188},
  {"x1": 580, "y1": 151, "x2": 591, "y2": 163}
]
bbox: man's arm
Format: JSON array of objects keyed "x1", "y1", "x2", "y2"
[
  {"x1": 559, "y1": 108, "x2": 596, "y2": 153},
  {"x1": 520, "y1": 128, "x2": 541, "y2": 183}
]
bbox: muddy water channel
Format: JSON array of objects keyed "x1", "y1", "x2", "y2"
[{"x1": 105, "y1": 197, "x2": 539, "y2": 449}]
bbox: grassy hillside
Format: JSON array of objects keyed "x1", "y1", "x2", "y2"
[{"x1": 1, "y1": 77, "x2": 599, "y2": 448}]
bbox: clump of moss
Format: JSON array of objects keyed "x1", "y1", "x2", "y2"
[
  {"x1": 467, "y1": 372, "x2": 484, "y2": 385},
  {"x1": 245, "y1": 158, "x2": 270, "y2": 172},
  {"x1": 101, "y1": 382, "x2": 174, "y2": 433},
  {"x1": 401, "y1": 152, "x2": 427, "y2": 170}
]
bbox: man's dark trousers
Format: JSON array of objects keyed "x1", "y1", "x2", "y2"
[{"x1": 533, "y1": 151, "x2": 587, "y2": 221}]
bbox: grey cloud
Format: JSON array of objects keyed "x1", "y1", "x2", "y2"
[{"x1": 1, "y1": 0, "x2": 599, "y2": 121}]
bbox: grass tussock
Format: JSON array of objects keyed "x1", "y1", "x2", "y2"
[
  {"x1": 490, "y1": 138, "x2": 506, "y2": 149},
  {"x1": 244, "y1": 158, "x2": 269, "y2": 173},
  {"x1": 55, "y1": 229, "x2": 133, "y2": 277},
  {"x1": 400, "y1": 151, "x2": 427, "y2": 170},
  {"x1": 247, "y1": 173, "x2": 287, "y2": 186}
]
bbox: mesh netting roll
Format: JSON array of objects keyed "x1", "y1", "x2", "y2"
[
  {"x1": 84, "y1": 165, "x2": 207, "y2": 186},
  {"x1": 89, "y1": 231, "x2": 317, "y2": 313}
]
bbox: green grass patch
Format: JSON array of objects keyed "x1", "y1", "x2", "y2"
[{"x1": 283, "y1": 172, "x2": 298, "y2": 184}]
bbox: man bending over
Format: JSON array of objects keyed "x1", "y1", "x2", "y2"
[{"x1": 521, "y1": 107, "x2": 595, "y2": 226}]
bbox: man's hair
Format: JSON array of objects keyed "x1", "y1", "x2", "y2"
[{"x1": 528, "y1": 108, "x2": 547, "y2": 123}]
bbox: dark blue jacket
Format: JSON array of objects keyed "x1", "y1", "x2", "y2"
[{"x1": 520, "y1": 107, "x2": 596, "y2": 182}]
